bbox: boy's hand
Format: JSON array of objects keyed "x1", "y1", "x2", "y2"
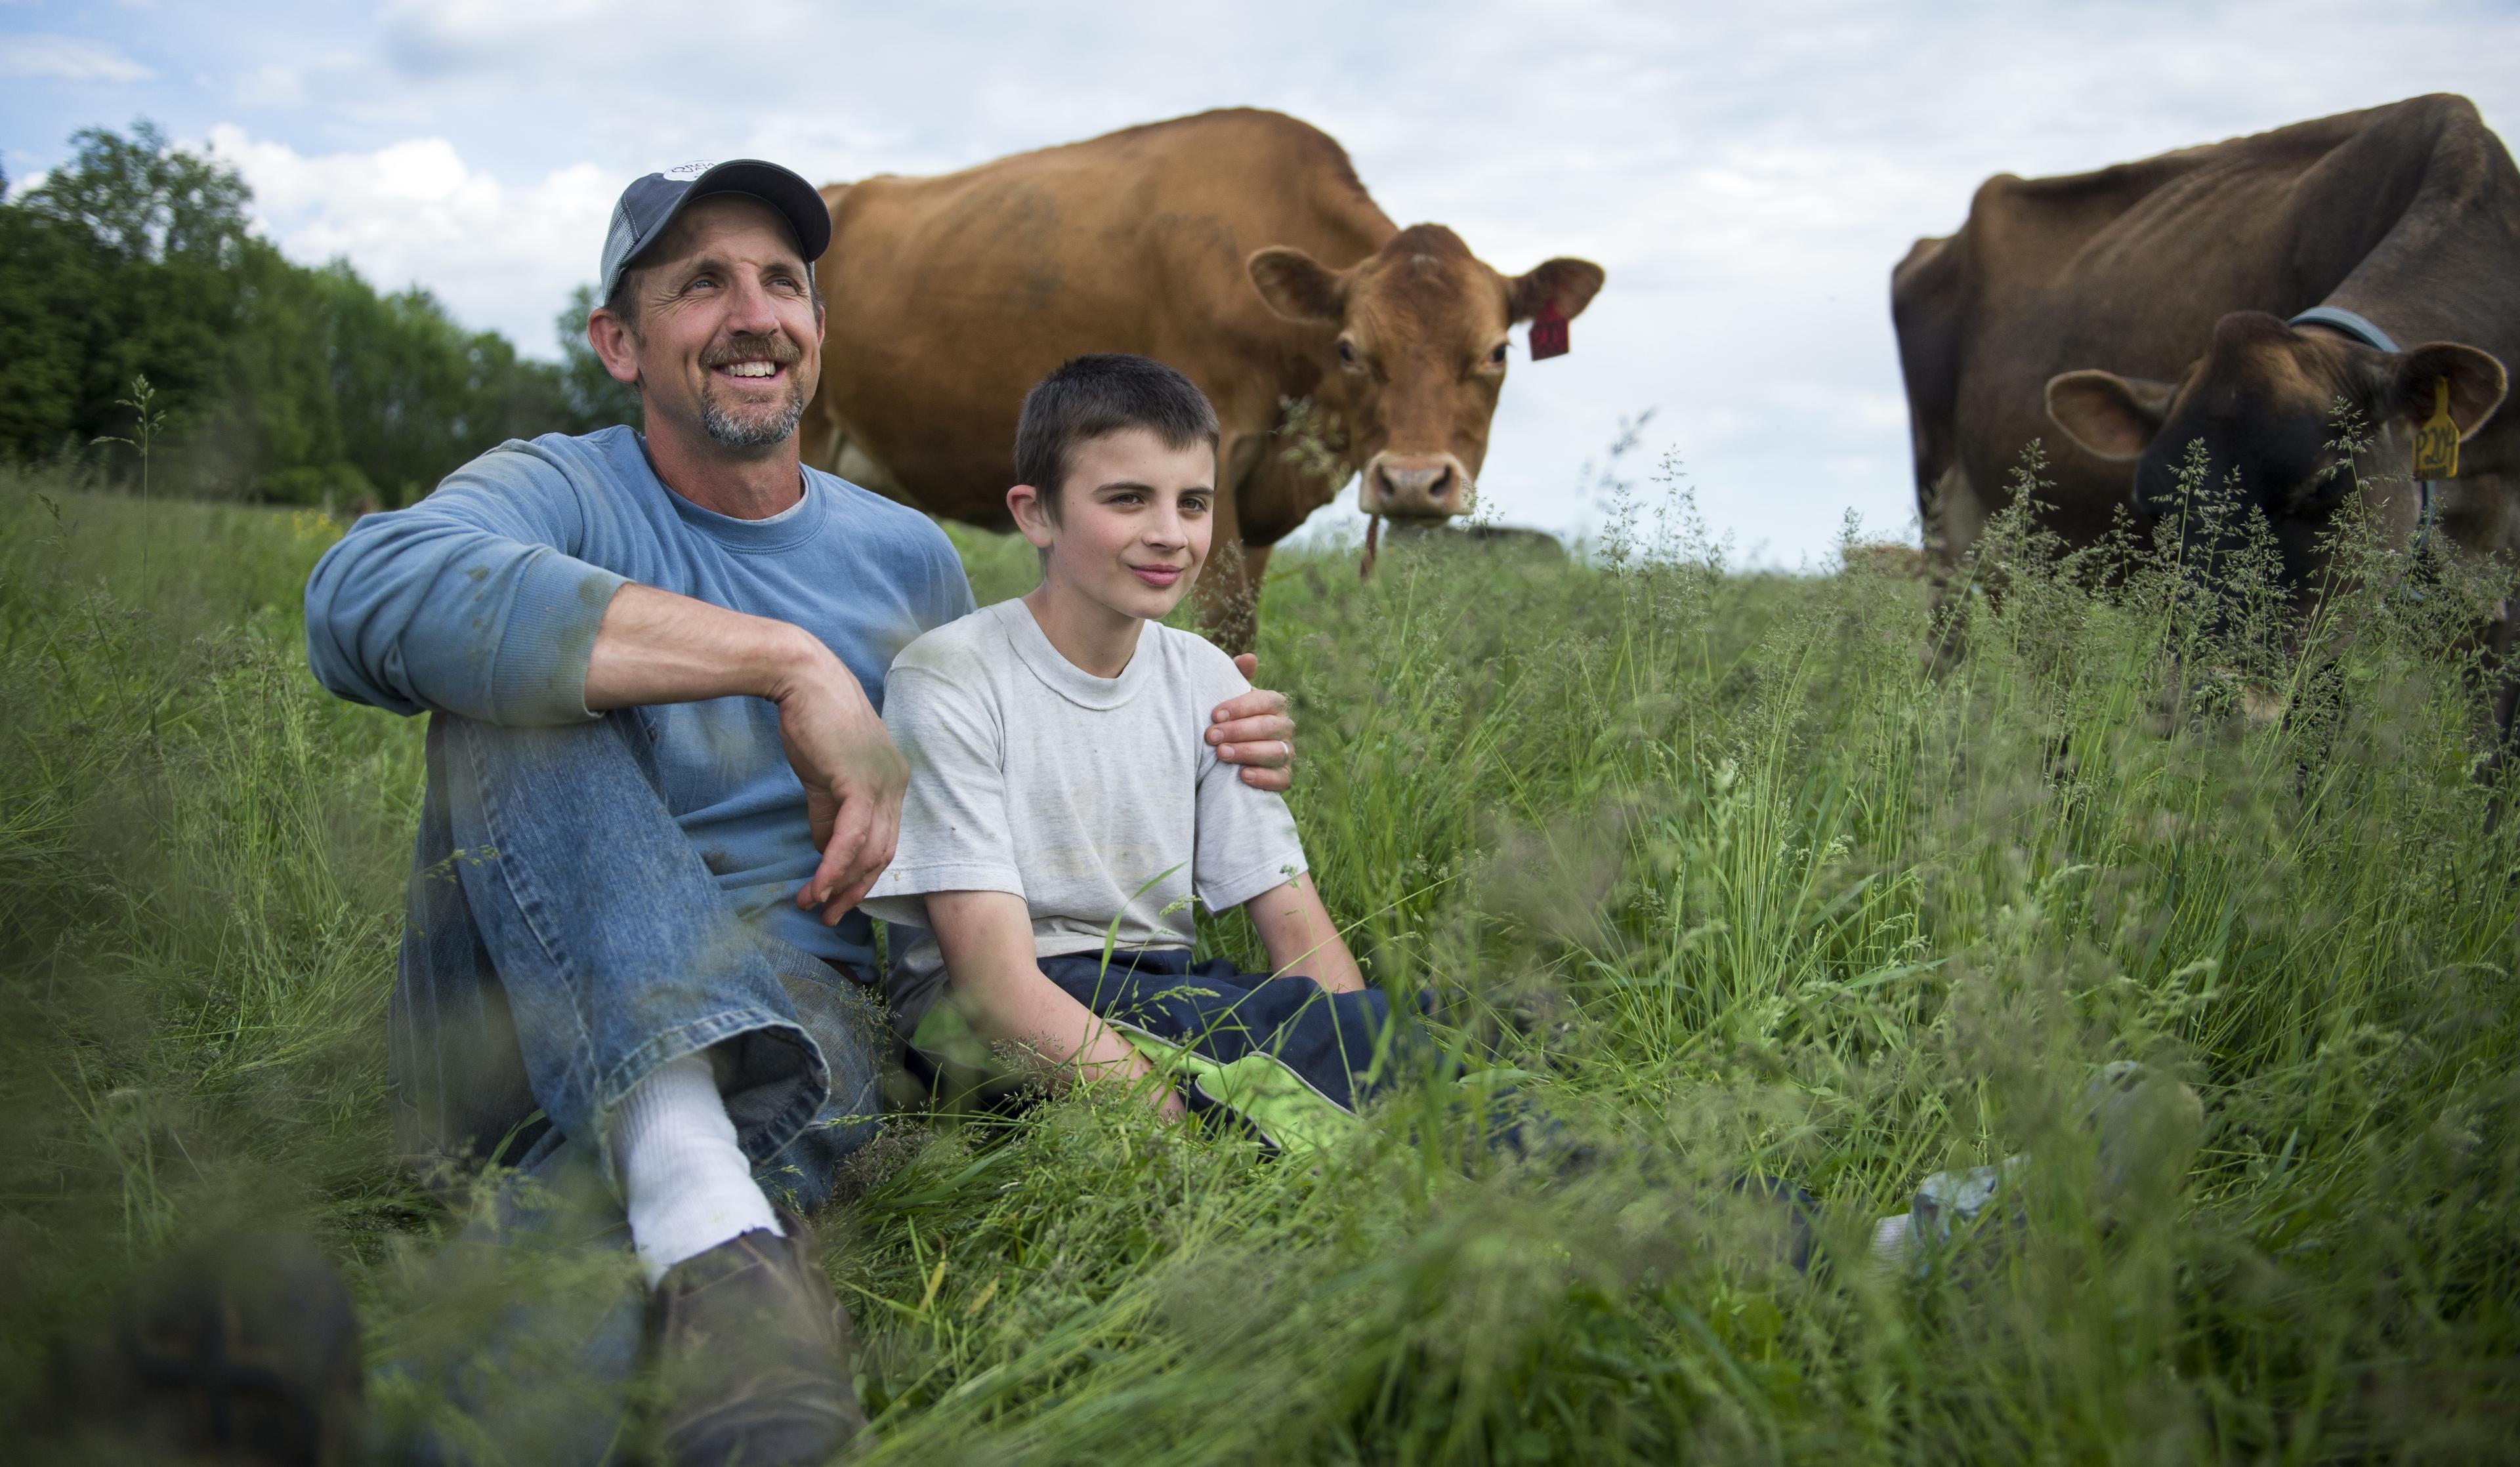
[
  {"x1": 1135, "y1": 1059, "x2": 1188, "y2": 1123},
  {"x1": 1210, "y1": 651, "x2": 1296, "y2": 792}
]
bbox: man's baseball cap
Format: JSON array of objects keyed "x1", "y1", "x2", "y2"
[{"x1": 597, "y1": 159, "x2": 831, "y2": 306}]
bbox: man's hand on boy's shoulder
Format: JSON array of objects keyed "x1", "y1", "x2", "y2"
[{"x1": 1209, "y1": 652, "x2": 1296, "y2": 793}]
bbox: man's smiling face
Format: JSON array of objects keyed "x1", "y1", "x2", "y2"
[{"x1": 605, "y1": 194, "x2": 824, "y2": 459}]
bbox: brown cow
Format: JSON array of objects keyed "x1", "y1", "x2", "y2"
[
  {"x1": 799, "y1": 108, "x2": 1605, "y2": 648},
  {"x1": 1893, "y1": 95, "x2": 2517, "y2": 671}
]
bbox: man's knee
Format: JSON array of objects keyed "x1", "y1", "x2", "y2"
[
  {"x1": 752, "y1": 945, "x2": 891, "y2": 1211},
  {"x1": 433, "y1": 709, "x2": 662, "y2": 806}
]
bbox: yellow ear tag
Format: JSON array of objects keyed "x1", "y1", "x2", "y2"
[{"x1": 2412, "y1": 376, "x2": 2460, "y2": 478}]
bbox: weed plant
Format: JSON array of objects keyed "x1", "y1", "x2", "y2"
[{"x1": 3, "y1": 442, "x2": 2517, "y2": 1464}]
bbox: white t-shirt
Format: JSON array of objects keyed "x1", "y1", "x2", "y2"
[{"x1": 861, "y1": 598, "x2": 1308, "y2": 1025}]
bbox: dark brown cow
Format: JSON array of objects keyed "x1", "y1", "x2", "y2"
[
  {"x1": 799, "y1": 108, "x2": 1605, "y2": 648},
  {"x1": 1893, "y1": 95, "x2": 2517, "y2": 680}
]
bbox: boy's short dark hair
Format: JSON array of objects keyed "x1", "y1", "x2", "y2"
[{"x1": 1015, "y1": 354, "x2": 1220, "y2": 516}]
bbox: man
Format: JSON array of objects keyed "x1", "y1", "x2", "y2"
[{"x1": 303, "y1": 160, "x2": 1295, "y2": 1466}]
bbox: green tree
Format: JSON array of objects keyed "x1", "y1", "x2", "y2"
[
  {"x1": 19, "y1": 120, "x2": 252, "y2": 265},
  {"x1": 1, "y1": 119, "x2": 615, "y2": 506},
  {"x1": 1, "y1": 120, "x2": 255, "y2": 465},
  {"x1": 0, "y1": 201, "x2": 108, "y2": 459}
]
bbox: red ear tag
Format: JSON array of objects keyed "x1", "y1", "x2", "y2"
[{"x1": 1528, "y1": 302, "x2": 1569, "y2": 361}]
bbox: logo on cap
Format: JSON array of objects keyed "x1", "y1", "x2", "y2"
[{"x1": 663, "y1": 160, "x2": 715, "y2": 180}]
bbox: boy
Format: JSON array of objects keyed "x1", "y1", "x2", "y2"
[
  {"x1": 862, "y1": 354, "x2": 1388, "y2": 1139},
  {"x1": 863, "y1": 353, "x2": 2204, "y2": 1258}
]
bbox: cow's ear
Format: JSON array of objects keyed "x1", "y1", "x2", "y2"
[
  {"x1": 1508, "y1": 258, "x2": 1605, "y2": 323},
  {"x1": 1248, "y1": 247, "x2": 1347, "y2": 325},
  {"x1": 2046, "y1": 370, "x2": 2176, "y2": 461},
  {"x1": 2384, "y1": 342, "x2": 2508, "y2": 440}
]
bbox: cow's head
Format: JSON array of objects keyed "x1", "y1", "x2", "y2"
[
  {"x1": 1248, "y1": 224, "x2": 1603, "y2": 519},
  {"x1": 2048, "y1": 310, "x2": 2506, "y2": 596}
]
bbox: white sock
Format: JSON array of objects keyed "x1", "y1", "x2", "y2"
[{"x1": 608, "y1": 1052, "x2": 781, "y2": 1287}]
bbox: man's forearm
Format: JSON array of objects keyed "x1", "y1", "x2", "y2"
[{"x1": 583, "y1": 581, "x2": 829, "y2": 711}]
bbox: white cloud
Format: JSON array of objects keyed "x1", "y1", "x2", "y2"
[
  {"x1": 203, "y1": 126, "x2": 615, "y2": 354},
  {"x1": 0, "y1": 34, "x2": 153, "y2": 82}
]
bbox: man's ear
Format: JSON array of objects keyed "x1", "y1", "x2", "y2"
[
  {"x1": 2047, "y1": 370, "x2": 2178, "y2": 461},
  {"x1": 1248, "y1": 247, "x2": 1347, "y2": 325},
  {"x1": 586, "y1": 306, "x2": 643, "y2": 387},
  {"x1": 2382, "y1": 342, "x2": 2509, "y2": 440},
  {"x1": 1507, "y1": 258, "x2": 1605, "y2": 323},
  {"x1": 1006, "y1": 483, "x2": 1057, "y2": 548}
]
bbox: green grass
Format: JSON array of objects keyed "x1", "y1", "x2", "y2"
[{"x1": 5, "y1": 456, "x2": 2519, "y2": 1464}]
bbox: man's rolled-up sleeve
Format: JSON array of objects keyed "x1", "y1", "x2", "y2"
[{"x1": 303, "y1": 445, "x2": 629, "y2": 726}]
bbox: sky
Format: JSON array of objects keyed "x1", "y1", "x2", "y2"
[{"x1": 6, "y1": 1, "x2": 2518, "y2": 564}]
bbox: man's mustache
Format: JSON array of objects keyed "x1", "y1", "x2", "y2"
[{"x1": 700, "y1": 333, "x2": 804, "y2": 369}]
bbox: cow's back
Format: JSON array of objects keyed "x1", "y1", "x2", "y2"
[
  {"x1": 810, "y1": 110, "x2": 1396, "y2": 526},
  {"x1": 1897, "y1": 96, "x2": 2506, "y2": 564}
]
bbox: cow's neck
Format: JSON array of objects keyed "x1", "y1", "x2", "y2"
[
  {"x1": 2303, "y1": 297, "x2": 2518, "y2": 471},
  {"x1": 2296, "y1": 305, "x2": 2515, "y2": 497},
  {"x1": 2310, "y1": 289, "x2": 2520, "y2": 390},
  {"x1": 2305, "y1": 297, "x2": 2435, "y2": 358}
]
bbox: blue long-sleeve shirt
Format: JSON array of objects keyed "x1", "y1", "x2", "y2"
[{"x1": 304, "y1": 425, "x2": 975, "y2": 970}]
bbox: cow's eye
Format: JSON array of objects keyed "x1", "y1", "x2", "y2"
[
  {"x1": 1487, "y1": 342, "x2": 1509, "y2": 367},
  {"x1": 1336, "y1": 339, "x2": 1359, "y2": 367}
]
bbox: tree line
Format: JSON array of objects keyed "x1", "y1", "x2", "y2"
[{"x1": 0, "y1": 121, "x2": 642, "y2": 508}]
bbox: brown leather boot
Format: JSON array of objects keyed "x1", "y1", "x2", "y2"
[{"x1": 648, "y1": 1205, "x2": 866, "y2": 1466}]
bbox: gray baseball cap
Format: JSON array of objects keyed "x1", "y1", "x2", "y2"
[{"x1": 597, "y1": 158, "x2": 831, "y2": 306}]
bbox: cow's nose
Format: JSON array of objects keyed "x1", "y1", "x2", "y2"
[{"x1": 1366, "y1": 455, "x2": 1465, "y2": 518}]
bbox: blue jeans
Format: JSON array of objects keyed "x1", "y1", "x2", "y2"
[{"x1": 381, "y1": 711, "x2": 888, "y2": 1466}]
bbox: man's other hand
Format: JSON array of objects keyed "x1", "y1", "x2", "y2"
[
  {"x1": 772, "y1": 650, "x2": 908, "y2": 924},
  {"x1": 1209, "y1": 651, "x2": 1295, "y2": 793}
]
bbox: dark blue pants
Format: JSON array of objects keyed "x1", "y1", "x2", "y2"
[{"x1": 1037, "y1": 947, "x2": 1401, "y2": 1114}]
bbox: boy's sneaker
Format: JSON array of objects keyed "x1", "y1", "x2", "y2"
[
  {"x1": 1871, "y1": 1062, "x2": 2202, "y2": 1276},
  {"x1": 649, "y1": 1204, "x2": 867, "y2": 1466},
  {"x1": 48, "y1": 1234, "x2": 364, "y2": 1465}
]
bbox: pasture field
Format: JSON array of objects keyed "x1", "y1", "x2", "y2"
[{"x1": 4, "y1": 456, "x2": 2519, "y2": 1464}]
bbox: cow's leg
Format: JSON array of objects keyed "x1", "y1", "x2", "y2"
[
  {"x1": 2435, "y1": 472, "x2": 2520, "y2": 823},
  {"x1": 1204, "y1": 540, "x2": 1263, "y2": 655},
  {"x1": 1923, "y1": 464, "x2": 1986, "y2": 671},
  {"x1": 1236, "y1": 545, "x2": 1275, "y2": 629},
  {"x1": 797, "y1": 388, "x2": 844, "y2": 476},
  {"x1": 2472, "y1": 592, "x2": 2519, "y2": 828},
  {"x1": 1197, "y1": 432, "x2": 1267, "y2": 652}
]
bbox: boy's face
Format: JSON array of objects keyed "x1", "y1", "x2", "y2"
[{"x1": 1013, "y1": 427, "x2": 1216, "y2": 622}]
